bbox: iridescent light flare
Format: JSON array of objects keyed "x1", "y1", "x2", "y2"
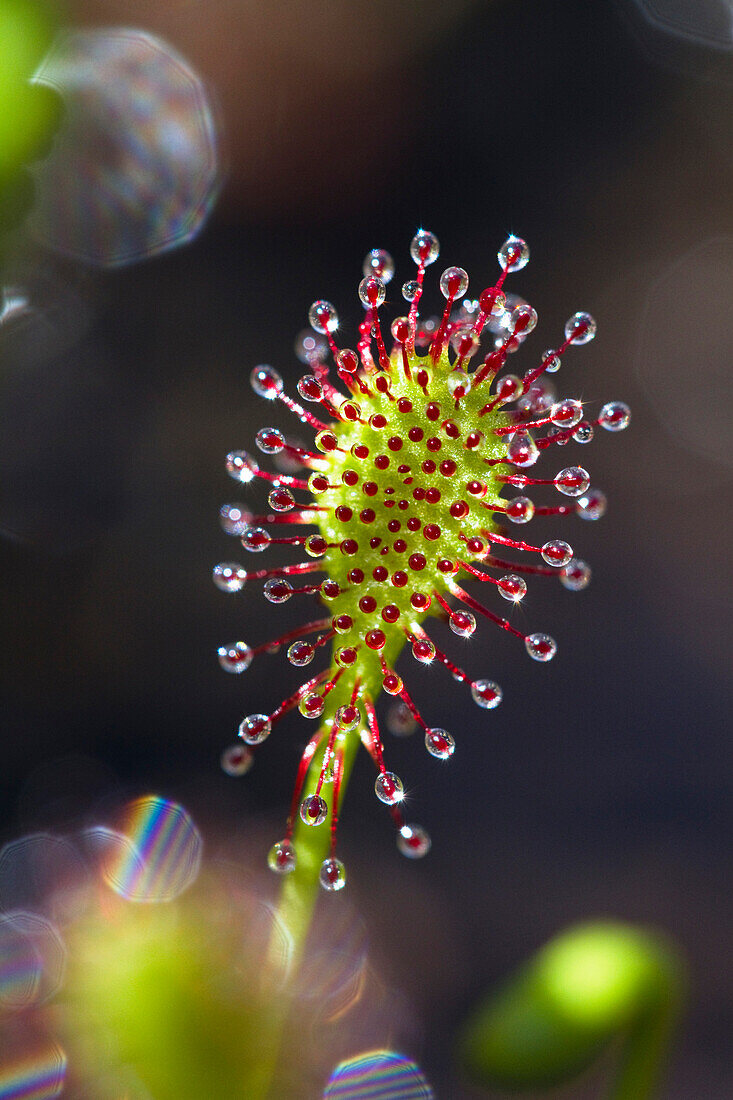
[
  {"x1": 88, "y1": 796, "x2": 202, "y2": 902},
  {"x1": 324, "y1": 1050, "x2": 434, "y2": 1099},
  {"x1": 216, "y1": 231, "x2": 629, "y2": 889},
  {"x1": 31, "y1": 28, "x2": 219, "y2": 266}
]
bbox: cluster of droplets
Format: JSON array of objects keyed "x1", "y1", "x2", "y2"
[{"x1": 214, "y1": 230, "x2": 630, "y2": 891}]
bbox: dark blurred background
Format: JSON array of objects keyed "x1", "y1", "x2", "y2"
[{"x1": 0, "y1": 0, "x2": 731, "y2": 1095}]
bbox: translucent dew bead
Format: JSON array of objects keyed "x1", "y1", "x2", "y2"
[
  {"x1": 555, "y1": 466, "x2": 590, "y2": 497},
  {"x1": 358, "y1": 276, "x2": 386, "y2": 308},
  {"x1": 447, "y1": 370, "x2": 471, "y2": 397},
  {"x1": 299, "y1": 695, "x2": 325, "y2": 723},
  {"x1": 256, "y1": 428, "x2": 285, "y2": 454},
  {"x1": 226, "y1": 450, "x2": 259, "y2": 482},
  {"x1": 498, "y1": 235, "x2": 529, "y2": 272},
  {"x1": 525, "y1": 632, "x2": 557, "y2": 661},
  {"x1": 308, "y1": 300, "x2": 339, "y2": 334},
  {"x1": 543, "y1": 349, "x2": 561, "y2": 373},
  {"x1": 506, "y1": 431, "x2": 539, "y2": 468},
  {"x1": 411, "y1": 638, "x2": 436, "y2": 664},
  {"x1": 498, "y1": 574, "x2": 527, "y2": 602},
  {"x1": 541, "y1": 539, "x2": 573, "y2": 566},
  {"x1": 221, "y1": 743, "x2": 253, "y2": 776},
  {"x1": 212, "y1": 562, "x2": 247, "y2": 592},
  {"x1": 577, "y1": 489, "x2": 607, "y2": 520},
  {"x1": 560, "y1": 558, "x2": 592, "y2": 591},
  {"x1": 319, "y1": 857, "x2": 346, "y2": 892},
  {"x1": 297, "y1": 374, "x2": 323, "y2": 402},
  {"x1": 263, "y1": 579, "x2": 293, "y2": 603},
  {"x1": 300, "y1": 794, "x2": 328, "y2": 826},
  {"x1": 439, "y1": 266, "x2": 469, "y2": 299},
  {"x1": 425, "y1": 728, "x2": 455, "y2": 760},
  {"x1": 287, "y1": 641, "x2": 314, "y2": 666},
  {"x1": 410, "y1": 229, "x2": 440, "y2": 266},
  {"x1": 268, "y1": 839, "x2": 296, "y2": 874},
  {"x1": 402, "y1": 280, "x2": 420, "y2": 302},
  {"x1": 250, "y1": 365, "x2": 284, "y2": 398},
  {"x1": 506, "y1": 496, "x2": 535, "y2": 524},
  {"x1": 551, "y1": 399, "x2": 583, "y2": 428},
  {"x1": 397, "y1": 824, "x2": 431, "y2": 859},
  {"x1": 573, "y1": 421, "x2": 594, "y2": 444},
  {"x1": 219, "y1": 504, "x2": 251, "y2": 536},
  {"x1": 268, "y1": 487, "x2": 296, "y2": 512},
  {"x1": 511, "y1": 303, "x2": 538, "y2": 335},
  {"x1": 375, "y1": 771, "x2": 404, "y2": 805},
  {"x1": 471, "y1": 679, "x2": 503, "y2": 709},
  {"x1": 241, "y1": 526, "x2": 271, "y2": 553},
  {"x1": 598, "y1": 401, "x2": 631, "y2": 431},
  {"x1": 363, "y1": 248, "x2": 395, "y2": 283},
  {"x1": 238, "y1": 713, "x2": 272, "y2": 745},
  {"x1": 449, "y1": 610, "x2": 476, "y2": 638},
  {"x1": 335, "y1": 704, "x2": 360, "y2": 731},
  {"x1": 494, "y1": 374, "x2": 522, "y2": 405},
  {"x1": 217, "y1": 641, "x2": 253, "y2": 673},
  {"x1": 564, "y1": 311, "x2": 596, "y2": 344}
]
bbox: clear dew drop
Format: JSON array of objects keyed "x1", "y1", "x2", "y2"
[
  {"x1": 573, "y1": 421, "x2": 594, "y2": 444},
  {"x1": 212, "y1": 562, "x2": 247, "y2": 592},
  {"x1": 287, "y1": 641, "x2": 314, "y2": 666},
  {"x1": 498, "y1": 574, "x2": 527, "y2": 602},
  {"x1": 294, "y1": 329, "x2": 328, "y2": 364},
  {"x1": 525, "y1": 632, "x2": 557, "y2": 661},
  {"x1": 447, "y1": 370, "x2": 471, "y2": 397},
  {"x1": 268, "y1": 839, "x2": 296, "y2": 874},
  {"x1": 511, "y1": 302, "x2": 538, "y2": 335},
  {"x1": 541, "y1": 539, "x2": 573, "y2": 567},
  {"x1": 300, "y1": 794, "x2": 328, "y2": 826},
  {"x1": 297, "y1": 374, "x2": 323, "y2": 402},
  {"x1": 410, "y1": 229, "x2": 440, "y2": 267},
  {"x1": 219, "y1": 504, "x2": 251, "y2": 536},
  {"x1": 335, "y1": 704, "x2": 361, "y2": 732},
  {"x1": 221, "y1": 743, "x2": 254, "y2": 776},
  {"x1": 551, "y1": 399, "x2": 583, "y2": 428},
  {"x1": 268, "y1": 487, "x2": 296, "y2": 512},
  {"x1": 363, "y1": 248, "x2": 395, "y2": 283},
  {"x1": 217, "y1": 641, "x2": 253, "y2": 673},
  {"x1": 319, "y1": 857, "x2": 346, "y2": 892},
  {"x1": 402, "y1": 280, "x2": 420, "y2": 302},
  {"x1": 241, "y1": 526, "x2": 271, "y2": 553},
  {"x1": 397, "y1": 824, "x2": 431, "y2": 859},
  {"x1": 577, "y1": 489, "x2": 607, "y2": 520},
  {"x1": 238, "y1": 713, "x2": 272, "y2": 745},
  {"x1": 439, "y1": 266, "x2": 469, "y2": 299},
  {"x1": 506, "y1": 496, "x2": 535, "y2": 524},
  {"x1": 471, "y1": 679, "x2": 503, "y2": 709},
  {"x1": 425, "y1": 728, "x2": 455, "y2": 760},
  {"x1": 564, "y1": 311, "x2": 597, "y2": 344},
  {"x1": 506, "y1": 431, "x2": 540, "y2": 468},
  {"x1": 543, "y1": 349, "x2": 561, "y2": 373},
  {"x1": 555, "y1": 466, "x2": 591, "y2": 497},
  {"x1": 308, "y1": 299, "x2": 339, "y2": 334},
  {"x1": 598, "y1": 401, "x2": 631, "y2": 431},
  {"x1": 375, "y1": 771, "x2": 404, "y2": 805},
  {"x1": 250, "y1": 364, "x2": 284, "y2": 399},
  {"x1": 299, "y1": 692, "x2": 325, "y2": 718},
  {"x1": 560, "y1": 558, "x2": 592, "y2": 591},
  {"x1": 263, "y1": 579, "x2": 293, "y2": 603},
  {"x1": 256, "y1": 428, "x2": 285, "y2": 454},
  {"x1": 226, "y1": 450, "x2": 259, "y2": 483},
  {"x1": 498, "y1": 235, "x2": 529, "y2": 272},
  {"x1": 449, "y1": 611, "x2": 477, "y2": 638},
  {"x1": 358, "y1": 276, "x2": 386, "y2": 309}
]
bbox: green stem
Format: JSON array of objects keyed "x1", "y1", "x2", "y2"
[{"x1": 609, "y1": 942, "x2": 683, "y2": 1100}]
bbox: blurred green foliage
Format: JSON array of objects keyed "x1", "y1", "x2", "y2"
[
  {"x1": 0, "y1": 0, "x2": 60, "y2": 233},
  {"x1": 459, "y1": 920, "x2": 684, "y2": 1099}
]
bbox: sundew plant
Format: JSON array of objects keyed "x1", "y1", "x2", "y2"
[{"x1": 214, "y1": 229, "x2": 630, "y2": 958}]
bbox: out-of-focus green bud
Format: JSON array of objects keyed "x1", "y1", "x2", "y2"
[{"x1": 459, "y1": 920, "x2": 684, "y2": 1098}]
